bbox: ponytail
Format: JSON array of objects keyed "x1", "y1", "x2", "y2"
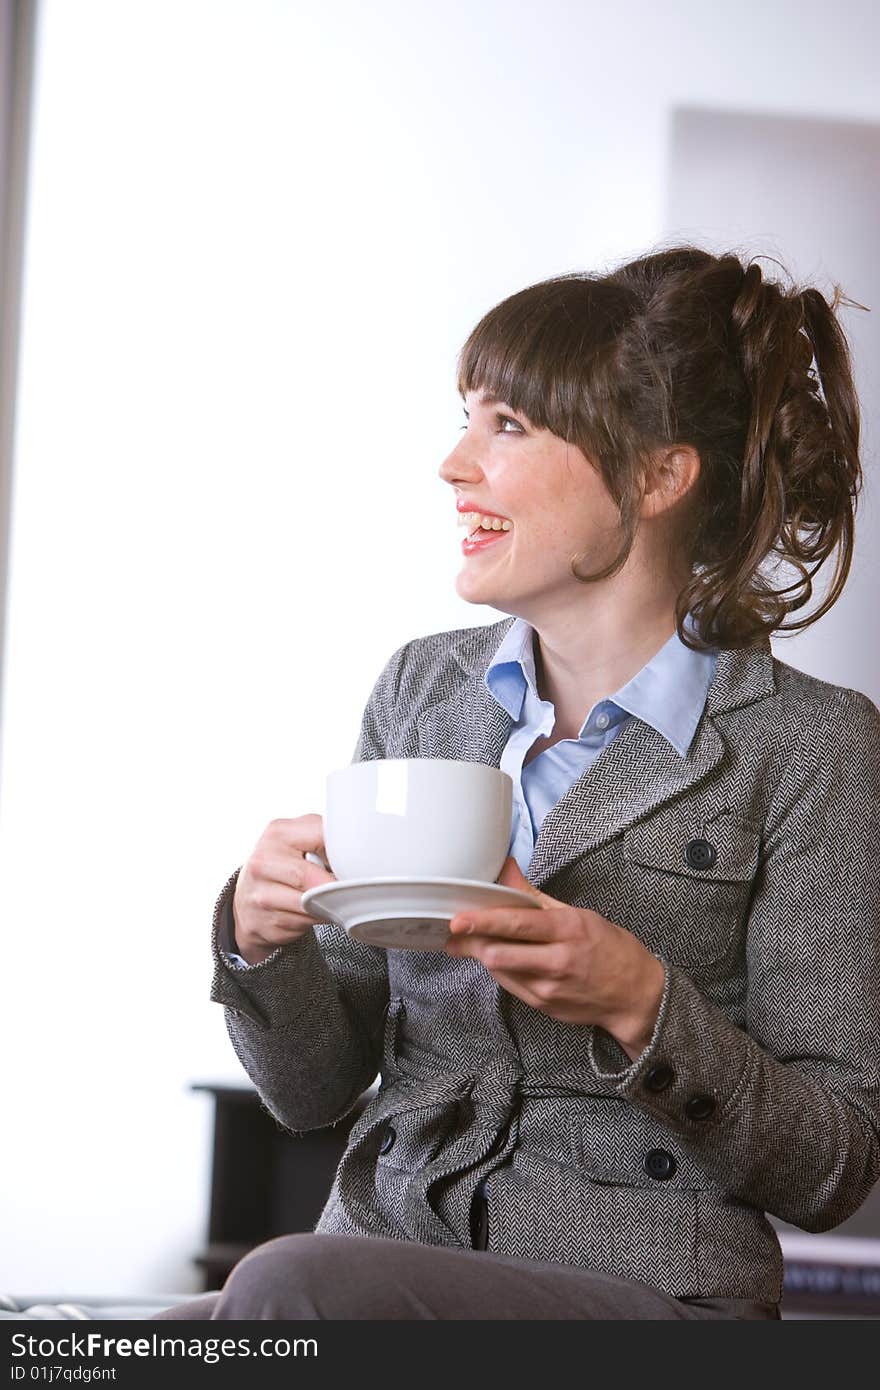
[{"x1": 683, "y1": 260, "x2": 864, "y2": 646}]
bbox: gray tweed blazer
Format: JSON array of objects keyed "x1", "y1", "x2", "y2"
[{"x1": 210, "y1": 617, "x2": 880, "y2": 1302}]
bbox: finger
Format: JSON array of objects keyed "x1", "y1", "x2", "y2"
[
  {"x1": 445, "y1": 940, "x2": 560, "y2": 974},
  {"x1": 252, "y1": 855, "x2": 331, "y2": 892},
  {"x1": 247, "y1": 861, "x2": 336, "y2": 911},
  {"x1": 252, "y1": 856, "x2": 305, "y2": 889},
  {"x1": 484, "y1": 969, "x2": 548, "y2": 1011},
  {"x1": 496, "y1": 857, "x2": 558, "y2": 904},
  {"x1": 244, "y1": 880, "x2": 314, "y2": 917},
  {"x1": 266, "y1": 815, "x2": 328, "y2": 855},
  {"x1": 448, "y1": 908, "x2": 566, "y2": 941}
]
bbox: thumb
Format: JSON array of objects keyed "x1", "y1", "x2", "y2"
[{"x1": 496, "y1": 854, "x2": 556, "y2": 906}]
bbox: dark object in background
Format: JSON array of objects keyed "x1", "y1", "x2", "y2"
[{"x1": 191, "y1": 1082, "x2": 373, "y2": 1289}]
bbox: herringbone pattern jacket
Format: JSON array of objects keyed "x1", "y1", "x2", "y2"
[{"x1": 210, "y1": 618, "x2": 880, "y2": 1302}]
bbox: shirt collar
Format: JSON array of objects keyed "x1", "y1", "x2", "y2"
[{"x1": 484, "y1": 614, "x2": 718, "y2": 758}]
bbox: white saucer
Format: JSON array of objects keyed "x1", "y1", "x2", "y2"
[{"x1": 300, "y1": 876, "x2": 539, "y2": 950}]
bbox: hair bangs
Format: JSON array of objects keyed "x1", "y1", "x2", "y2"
[{"x1": 456, "y1": 277, "x2": 635, "y2": 444}]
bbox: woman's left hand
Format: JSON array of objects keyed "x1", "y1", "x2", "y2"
[{"x1": 444, "y1": 856, "x2": 666, "y2": 1062}]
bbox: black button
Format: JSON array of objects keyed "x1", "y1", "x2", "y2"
[
  {"x1": 684, "y1": 838, "x2": 717, "y2": 870},
  {"x1": 379, "y1": 1125, "x2": 396, "y2": 1155},
  {"x1": 644, "y1": 1148, "x2": 677, "y2": 1180},
  {"x1": 644, "y1": 1063, "x2": 675, "y2": 1093},
  {"x1": 684, "y1": 1093, "x2": 716, "y2": 1121}
]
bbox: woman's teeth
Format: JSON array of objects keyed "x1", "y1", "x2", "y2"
[{"x1": 458, "y1": 512, "x2": 513, "y2": 535}]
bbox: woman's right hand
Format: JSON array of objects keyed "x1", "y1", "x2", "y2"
[{"x1": 232, "y1": 815, "x2": 337, "y2": 966}]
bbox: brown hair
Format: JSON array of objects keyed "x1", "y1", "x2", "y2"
[{"x1": 456, "y1": 246, "x2": 866, "y2": 652}]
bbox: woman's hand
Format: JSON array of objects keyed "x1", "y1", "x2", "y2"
[
  {"x1": 232, "y1": 815, "x2": 337, "y2": 966},
  {"x1": 444, "y1": 856, "x2": 666, "y2": 1062}
]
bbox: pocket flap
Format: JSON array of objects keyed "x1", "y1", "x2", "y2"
[
  {"x1": 623, "y1": 810, "x2": 760, "y2": 883},
  {"x1": 375, "y1": 1099, "x2": 466, "y2": 1173},
  {"x1": 569, "y1": 1098, "x2": 722, "y2": 1192}
]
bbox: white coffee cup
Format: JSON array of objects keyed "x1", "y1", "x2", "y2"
[{"x1": 318, "y1": 758, "x2": 513, "y2": 882}]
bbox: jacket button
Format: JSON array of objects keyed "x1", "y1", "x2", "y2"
[
  {"x1": 379, "y1": 1125, "x2": 396, "y2": 1155},
  {"x1": 644, "y1": 1148, "x2": 677, "y2": 1180},
  {"x1": 644, "y1": 1063, "x2": 675, "y2": 1093},
  {"x1": 684, "y1": 838, "x2": 717, "y2": 870},
  {"x1": 684, "y1": 1093, "x2": 716, "y2": 1121}
]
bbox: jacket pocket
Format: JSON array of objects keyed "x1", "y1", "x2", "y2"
[
  {"x1": 621, "y1": 810, "x2": 761, "y2": 968},
  {"x1": 623, "y1": 810, "x2": 761, "y2": 883},
  {"x1": 569, "y1": 1096, "x2": 725, "y2": 1193},
  {"x1": 336, "y1": 1072, "x2": 472, "y2": 1191},
  {"x1": 374, "y1": 1098, "x2": 467, "y2": 1176}
]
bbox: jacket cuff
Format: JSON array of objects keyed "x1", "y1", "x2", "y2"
[
  {"x1": 209, "y1": 867, "x2": 329, "y2": 1030},
  {"x1": 588, "y1": 956, "x2": 673, "y2": 1082},
  {"x1": 588, "y1": 961, "x2": 753, "y2": 1129}
]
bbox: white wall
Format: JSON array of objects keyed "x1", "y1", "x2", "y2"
[
  {"x1": 1, "y1": 0, "x2": 879, "y2": 1295},
  {"x1": 665, "y1": 107, "x2": 880, "y2": 702}
]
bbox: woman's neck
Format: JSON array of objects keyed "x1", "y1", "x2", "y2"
[{"x1": 529, "y1": 594, "x2": 681, "y2": 732}]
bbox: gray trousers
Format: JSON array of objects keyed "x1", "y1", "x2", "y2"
[{"x1": 150, "y1": 1233, "x2": 781, "y2": 1320}]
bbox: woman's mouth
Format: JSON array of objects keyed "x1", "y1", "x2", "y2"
[
  {"x1": 458, "y1": 510, "x2": 512, "y2": 557},
  {"x1": 461, "y1": 528, "x2": 511, "y2": 556}
]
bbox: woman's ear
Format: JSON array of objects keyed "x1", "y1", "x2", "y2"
[{"x1": 641, "y1": 445, "x2": 701, "y2": 518}]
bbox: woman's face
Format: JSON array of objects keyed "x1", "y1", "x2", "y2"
[{"x1": 438, "y1": 388, "x2": 623, "y2": 619}]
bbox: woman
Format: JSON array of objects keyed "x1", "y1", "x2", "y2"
[{"x1": 161, "y1": 246, "x2": 880, "y2": 1320}]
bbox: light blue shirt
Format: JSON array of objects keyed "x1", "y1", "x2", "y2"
[
  {"x1": 488, "y1": 615, "x2": 718, "y2": 875},
  {"x1": 222, "y1": 616, "x2": 718, "y2": 967}
]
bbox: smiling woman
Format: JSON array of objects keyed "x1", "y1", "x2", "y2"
[{"x1": 186, "y1": 244, "x2": 880, "y2": 1323}]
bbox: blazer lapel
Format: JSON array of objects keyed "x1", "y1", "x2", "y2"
[
  {"x1": 415, "y1": 623, "x2": 776, "y2": 891},
  {"x1": 417, "y1": 678, "x2": 513, "y2": 767},
  {"x1": 525, "y1": 713, "x2": 726, "y2": 885}
]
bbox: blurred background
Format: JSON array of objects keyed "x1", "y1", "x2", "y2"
[{"x1": 0, "y1": 0, "x2": 878, "y2": 1301}]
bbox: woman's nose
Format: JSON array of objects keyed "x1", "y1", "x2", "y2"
[{"x1": 438, "y1": 434, "x2": 482, "y2": 485}]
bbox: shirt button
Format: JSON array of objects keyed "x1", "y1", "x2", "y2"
[
  {"x1": 684, "y1": 1093, "x2": 716, "y2": 1121},
  {"x1": 595, "y1": 711, "x2": 610, "y2": 730}
]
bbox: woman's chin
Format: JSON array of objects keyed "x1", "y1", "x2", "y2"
[{"x1": 454, "y1": 570, "x2": 499, "y2": 605}]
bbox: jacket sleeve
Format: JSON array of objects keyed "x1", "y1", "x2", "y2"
[
  {"x1": 208, "y1": 640, "x2": 412, "y2": 1134},
  {"x1": 588, "y1": 686, "x2": 880, "y2": 1232}
]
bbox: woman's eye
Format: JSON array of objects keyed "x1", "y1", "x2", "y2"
[{"x1": 458, "y1": 410, "x2": 525, "y2": 434}]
